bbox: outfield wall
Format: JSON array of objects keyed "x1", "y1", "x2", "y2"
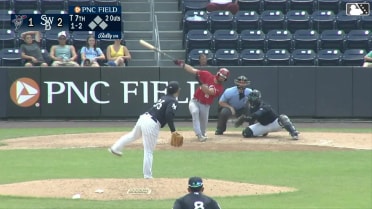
[{"x1": 0, "y1": 66, "x2": 371, "y2": 119}]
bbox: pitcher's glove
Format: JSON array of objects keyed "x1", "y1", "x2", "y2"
[{"x1": 170, "y1": 132, "x2": 183, "y2": 147}]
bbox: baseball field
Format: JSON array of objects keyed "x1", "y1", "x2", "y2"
[{"x1": 0, "y1": 120, "x2": 371, "y2": 209}]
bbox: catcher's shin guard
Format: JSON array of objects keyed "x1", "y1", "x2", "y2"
[{"x1": 278, "y1": 114, "x2": 299, "y2": 140}]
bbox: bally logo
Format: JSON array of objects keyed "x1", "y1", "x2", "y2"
[{"x1": 10, "y1": 77, "x2": 40, "y2": 107}]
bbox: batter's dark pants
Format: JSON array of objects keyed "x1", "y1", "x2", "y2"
[{"x1": 216, "y1": 107, "x2": 248, "y2": 133}]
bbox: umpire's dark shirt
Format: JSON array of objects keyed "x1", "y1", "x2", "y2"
[
  {"x1": 147, "y1": 94, "x2": 178, "y2": 132},
  {"x1": 173, "y1": 192, "x2": 221, "y2": 209},
  {"x1": 249, "y1": 101, "x2": 278, "y2": 125}
]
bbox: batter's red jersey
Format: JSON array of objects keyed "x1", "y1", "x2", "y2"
[{"x1": 194, "y1": 70, "x2": 224, "y2": 105}]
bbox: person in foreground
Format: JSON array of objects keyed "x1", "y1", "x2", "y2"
[
  {"x1": 108, "y1": 81, "x2": 181, "y2": 179},
  {"x1": 236, "y1": 89, "x2": 300, "y2": 140},
  {"x1": 174, "y1": 59, "x2": 229, "y2": 142},
  {"x1": 172, "y1": 177, "x2": 221, "y2": 209}
]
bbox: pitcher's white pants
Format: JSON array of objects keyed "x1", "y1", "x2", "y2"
[{"x1": 111, "y1": 113, "x2": 160, "y2": 179}]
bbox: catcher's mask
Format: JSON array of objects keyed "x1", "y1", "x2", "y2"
[
  {"x1": 166, "y1": 81, "x2": 180, "y2": 94},
  {"x1": 234, "y1": 75, "x2": 250, "y2": 90},
  {"x1": 216, "y1": 68, "x2": 230, "y2": 81},
  {"x1": 248, "y1": 89, "x2": 262, "y2": 106}
]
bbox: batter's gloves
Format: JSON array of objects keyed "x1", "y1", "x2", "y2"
[
  {"x1": 174, "y1": 59, "x2": 185, "y2": 67},
  {"x1": 170, "y1": 132, "x2": 184, "y2": 147}
]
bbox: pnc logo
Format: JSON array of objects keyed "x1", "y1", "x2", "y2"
[{"x1": 10, "y1": 77, "x2": 40, "y2": 107}]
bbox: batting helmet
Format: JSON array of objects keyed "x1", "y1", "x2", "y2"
[
  {"x1": 216, "y1": 68, "x2": 230, "y2": 81},
  {"x1": 234, "y1": 75, "x2": 250, "y2": 86}
]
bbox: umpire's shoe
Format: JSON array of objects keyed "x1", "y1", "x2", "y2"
[
  {"x1": 215, "y1": 130, "x2": 223, "y2": 135},
  {"x1": 108, "y1": 147, "x2": 122, "y2": 157}
]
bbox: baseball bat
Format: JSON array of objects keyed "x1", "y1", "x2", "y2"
[{"x1": 139, "y1": 39, "x2": 177, "y2": 61}]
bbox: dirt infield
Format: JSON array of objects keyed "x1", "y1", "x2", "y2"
[{"x1": 0, "y1": 123, "x2": 370, "y2": 200}]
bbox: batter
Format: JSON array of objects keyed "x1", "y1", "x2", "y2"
[{"x1": 108, "y1": 81, "x2": 180, "y2": 179}]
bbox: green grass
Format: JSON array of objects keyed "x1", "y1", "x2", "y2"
[{"x1": 0, "y1": 127, "x2": 371, "y2": 209}]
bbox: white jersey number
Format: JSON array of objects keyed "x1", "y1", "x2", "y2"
[{"x1": 194, "y1": 201, "x2": 205, "y2": 209}]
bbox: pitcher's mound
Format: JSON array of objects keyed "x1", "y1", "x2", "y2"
[{"x1": 0, "y1": 178, "x2": 296, "y2": 200}]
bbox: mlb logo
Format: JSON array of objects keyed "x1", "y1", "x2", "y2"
[{"x1": 346, "y1": 3, "x2": 370, "y2": 16}]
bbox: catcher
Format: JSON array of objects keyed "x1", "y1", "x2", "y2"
[
  {"x1": 108, "y1": 81, "x2": 183, "y2": 179},
  {"x1": 235, "y1": 89, "x2": 299, "y2": 140}
]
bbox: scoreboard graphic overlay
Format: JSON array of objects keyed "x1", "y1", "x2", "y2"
[{"x1": 11, "y1": 6, "x2": 122, "y2": 39}]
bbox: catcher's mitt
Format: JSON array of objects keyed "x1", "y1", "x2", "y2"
[
  {"x1": 171, "y1": 132, "x2": 183, "y2": 147},
  {"x1": 234, "y1": 115, "x2": 247, "y2": 128}
]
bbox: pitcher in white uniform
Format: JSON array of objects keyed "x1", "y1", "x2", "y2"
[{"x1": 108, "y1": 81, "x2": 181, "y2": 179}]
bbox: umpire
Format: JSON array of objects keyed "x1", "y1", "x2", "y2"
[
  {"x1": 172, "y1": 177, "x2": 221, "y2": 209},
  {"x1": 215, "y1": 75, "x2": 252, "y2": 135}
]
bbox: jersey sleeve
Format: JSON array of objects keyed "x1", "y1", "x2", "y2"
[
  {"x1": 166, "y1": 100, "x2": 178, "y2": 132},
  {"x1": 172, "y1": 198, "x2": 182, "y2": 209}
]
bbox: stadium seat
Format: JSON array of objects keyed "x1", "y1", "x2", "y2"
[
  {"x1": 315, "y1": 0, "x2": 340, "y2": 14},
  {"x1": 212, "y1": 29, "x2": 239, "y2": 51},
  {"x1": 336, "y1": 10, "x2": 360, "y2": 33},
  {"x1": 291, "y1": 49, "x2": 317, "y2": 65},
  {"x1": 265, "y1": 49, "x2": 291, "y2": 65},
  {"x1": 181, "y1": 0, "x2": 208, "y2": 13},
  {"x1": 0, "y1": 9, "x2": 13, "y2": 29},
  {"x1": 266, "y1": 29, "x2": 293, "y2": 52},
  {"x1": 317, "y1": 49, "x2": 342, "y2": 66},
  {"x1": 213, "y1": 49, "x2": 240, "y2": 66},
  {"x1": 0, "y1": 48, "x2": 23, "y2": 66},
  {"x1": 344, "y1": 30, "x2": 371, "y2": 51},
  {"x1": 0, "y1": 0, "x2": 13, "y2": 10},
  {"x1": 238, "y1": 0, "x2": 262, "y2": 13},
  {"x1": 67, "y1": 0, "x2": 92, "y2": 7},
  {"x1": 285, "y1": 10, "x2": 311, "y2": 33},
  {"x1": 187, "y1": 48, "x2": 214, "y2": 65},
  {"x1": 234, "y1": 10, "x2": 260, "y2": 33},
  {"x1": 208, "y1": 10, "x2": 235, "y2": 33},
  {"x1": 239, "y1": 49, "x2": 266, "y2": 66},
  {"x1": 71, "y1": 31, "x2": 95, "y2": 53},
  {"x1": 319, "y1": 29, "x2": 346, "y2": 51},
  {"x1": 289, "y1": 0, "x2": 315, "y2": 14},
  {"x1": 260, "y1": 10, "x2": 285, "y2": 33},
  {"x1": 293, "y1": 29, "x2": 319, "y2": 51},
  {"x1": 182, "y1": 10, "x2": 209, "y2": 37},
  {"x1": 0, "y1": 29, "x2": 17, "y2": 50},
  {"x1": 40, "y1": 0, "x2": 66, "y2": 13},
  {"x1": 13, "y1": 0, "x2": 39, "y2": 13},
  {"x1": 360, "y1": 14, "x2": 372, "y2": 30},
  {"x1": 341, "y1": 49, "x2": 367, "y2": 66},
  {"x1": 311, "y1": 10, "x2": 336, "y2": 33},
  {"x1": 263, "y1": 0, "x2": 288, "y2": 14},
  {"x1": 239, "y1": 30, "x2": 266, "y2": 51},
  {"x1": 185, "y1": 29, "x2": 213, "y2": 53},
  {"x1": 92, "y1": 0, "x2": 119, "y2": 6}
]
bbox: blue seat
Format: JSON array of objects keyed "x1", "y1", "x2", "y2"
[
  {"x1": 0, "y1": 48, "x2": 23, "y2": 66},
  {"x1": 234, "y1": 10, "x2": 260, "y2": 33},
  {"x1": 341, "y1": 49, "x2": 367, "y2": 66},
  {"x1": 317, "y1": 49, "x2": 342, "y2": 66},
  {"x1": 185, "y1": 29, "x2": 213, "y2": 53},
  {"x1": 293, "y1": 29, "x2": 319, "y2": 51},
  {"x1": 0, "y1": 9, "x2": 13, "y2": 29},
  {"x1": 213, "y1": 49, "x2": 240, "y2": 66},
  {"x1": 311, "y1": 10, "x2": 336, "y2": 33},
  {"x1": 213, "y1": 29, "x2": 239, "y2": 51},
  {"x1": 209, "y1": 10, "x2": 235, "y2": 33},
  {"x1": 183, "y1": 10, "x2": 209, "y2": 37},
  {"x1": 344, "y1": 30, "x2": 371, "y2": 51},
  {"x1": 0, "y1": 29, "x2": 17, "y2": 50},
  {"x1": 266, "y1": 29, "x2": 293, "y2": 52},
  {"x1": 289, "y1": 0, "x2": 315, "y2": 14},
  {"x1": 291, "y1": 49, "x2": 316, "y2": 65},
  {"x1": 181, "y1": 0, "x2": 208, "y2": 13},
  {"x1": 360, "y1": 14, "x2": 372, "y2": 30},
  {"x1": 239, "y1": 49, "x2": 265, "y2": 66},
  {"x1": 238, "y1": 0, "x2": 262, "y2": 13},
  {"x1": 336, "y1": 10, "x2": 360, "y2": 33},
  {"x1": 263, "y1": 0, "x2": 288, "y2": 13},
  {"x1": 239, "y1": 29, "x2": 266, "y2": 51},
  {"x1": 316, "y1": 0, "x2": 340, "y2": 14},
  {"x1": 40, "y1": 0, "x2": 66, "y2": 13},
  {"x1": 319, "y1": 29, "x2": 346, "y2": 51},
  {"x1": 265, "y1": 49, "x2": 291, "y2": 65},
  {"x1": 286, "y1": 10, "x2": 311, "y2": 33},
  {"x1": 261, "y1": 10, "x2": 285, "y2": 33},
  {"x1": 14, "y1": 0, "x2": 39, "y2": 13},
  {"x1": 187, "y1": 48, "x2": 214, "y2": 65},
  {"x1": 0, "y1": 0, "x2": 13, "y2": 10}
]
